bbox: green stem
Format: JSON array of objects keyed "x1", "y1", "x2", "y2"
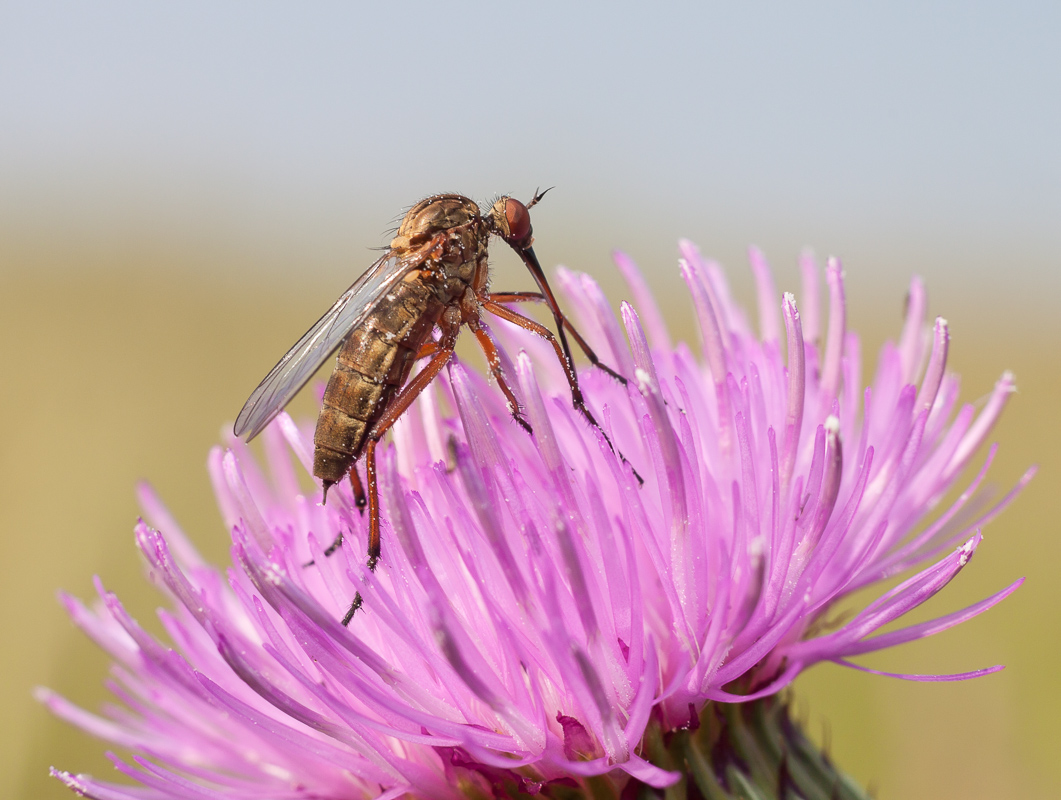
[
  {"x1": 453, "y1": 696, "x2": 872, "y2": 800},
  {"x1": 632, "y1": 696, "x2": 873, "y2": 800}
]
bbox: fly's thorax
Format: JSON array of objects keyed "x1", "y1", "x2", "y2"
[
  {"x1": 452, "y1": 212, "x2": 491, "y2": 294},
  {"x1": 390, "y1": 194, "x2": 480, "y2": 251},
  {"x1": 470, "y1": 243, "x2": 491, "y2": 294},
  {"x1": 408, "y1": 224, "x2": 486, "y2": 299}
]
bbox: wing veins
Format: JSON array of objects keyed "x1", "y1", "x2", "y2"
[{"x1": 233, "y1": 249, "x2": 428, "y2": 441}]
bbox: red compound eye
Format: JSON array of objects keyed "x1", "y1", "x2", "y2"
[{"x1": 503, "y1": 198, "x2": 533, "y2": 247}]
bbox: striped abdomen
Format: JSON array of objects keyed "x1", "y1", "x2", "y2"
[{"x1": 312, "y1": 279, "x2": 445, "y2": 486}]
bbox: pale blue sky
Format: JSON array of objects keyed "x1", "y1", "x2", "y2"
[{"x1": 2, "y1": 1, "x2": 1057, "y2": 301}]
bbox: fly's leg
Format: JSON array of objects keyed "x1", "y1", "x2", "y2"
[
  {"x1": 316, "y1": 339, "x2": 443, "y2": 569},
  {"x1": 469, "y1": 321, "x2": 533, "y2": 434},
  {"x1": 303, "y1": 461, "x2": 364, "y2": 566},
  {"x1": 348, "y1": 465, "x2": 367, "y2": 513},
  {"x1": 344, "y1": 437, "x2": 380, "y2": 622},
  {"x1": 415, "y1": 340, "x2": 440, "y2": 360},
  {"x1": 341, "y1": 331, "x2": 458, "y2": 625},
  {"x1": 303, "y1": 531, "x2": 343, "y2": 567},
  {"x1": 321, "y1": 531, "x2": 344, "y2": 558},
  {"x1": 497, "y1": 244, "x2": 624, "y2": 423},
  {"x1": 363, "y1": 336, "x2": 459, "y2": 564},
  {"x1": 483, "y1": 300, "x2": 597, "y2": 426},
  {"x1": 489, "y1": 291, "x2": 627, "y2": 385},
  {"x1": 482, "y1": 299, "x2": 643, "y2": 485}
]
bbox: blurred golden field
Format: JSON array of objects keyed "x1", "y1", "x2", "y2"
[{"x1": 2, "y1": 232, "x2": 1058, "y2": 800}]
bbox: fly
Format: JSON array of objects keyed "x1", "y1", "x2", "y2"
[{"x1": 235, "y1": 191, "x2": 632, "y2": 624}]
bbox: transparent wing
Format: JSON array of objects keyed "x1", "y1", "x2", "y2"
[{"x1": 234, "y1": 249, "x2": 424, "y2": 441}]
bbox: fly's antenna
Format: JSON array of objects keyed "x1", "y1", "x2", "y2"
[{"x1": 526, "y1": 186, "x2": 554, "y2": 209}]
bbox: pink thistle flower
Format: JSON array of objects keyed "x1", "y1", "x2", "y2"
[{"x1": 41, "y1": 246, "x2": 1028, "y2": 799}]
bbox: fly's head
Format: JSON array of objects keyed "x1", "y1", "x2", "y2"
[
  {"x1": 487, "y1": 187, "x2": 551, "y2": 251},
  {"x1": 488, "y1": 188, "x2": 553, "y2": 286},
  {"x1": 488, "y1": 196, "x2": 533, "y2": 250}
]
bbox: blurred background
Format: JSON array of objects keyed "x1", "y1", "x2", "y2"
[{"x1": 2, "y1": 2, "x2": 1058, "y2": 798}]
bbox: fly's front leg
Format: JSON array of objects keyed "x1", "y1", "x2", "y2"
[
  {"x1": 483, "y1": 299, "x2": 598, "y2": 424},
  {"x1": 342, "y1": 330, "x2": 459, "y2": 626},
  {"x1": 469, "y1": 321, "x2": 533, "y2": 435},
  {"x1": 489, "y1": 291, "x2": 627, "y2": 386},
  {"x1": 482, "y1": 299, "x2": 643, "y2": 485}
]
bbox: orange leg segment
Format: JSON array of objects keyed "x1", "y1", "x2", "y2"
[
  {"x1": 349, "y1": 464, "x2": 367, "y2": 511},
  {"x1": 488, "y1": 292, "x2": 627, "y2": 385},
  {"x1": 469, "y1": 321, "x2": 533, "y2": 434},
  {"x1": 415, "y1": 340, "x2": 440, "y2": 360},
  {"x1": 342, "y1": 337, "x2": 457, "y2": 625},
  {"x1": 482, "y1": 299, "x2": 643, "y2": 485}
]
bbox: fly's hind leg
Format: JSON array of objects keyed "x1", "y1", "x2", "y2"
[
  {"x1": 303, "y1": 462, "x2": 365, "y2": 567},
  {"x1": 348, "y1": 464, "x2": 367, "y2": 513},
  {"x1": 314, "y1": 342, "x2": 430, "y2": 567},
  {"x1": 341, "y1": 327, "x2": 459, "y2": 626},
  {"x1": 321, "y1": 465, "x2": 364, "y2": 557},
  {"x1": 342, "y1": 443, "x2": 380, "y2": 624}
]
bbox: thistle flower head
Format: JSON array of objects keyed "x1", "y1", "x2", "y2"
[{"x1": 42, "y1": 246, "x2": 1028, "y2": 798}]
